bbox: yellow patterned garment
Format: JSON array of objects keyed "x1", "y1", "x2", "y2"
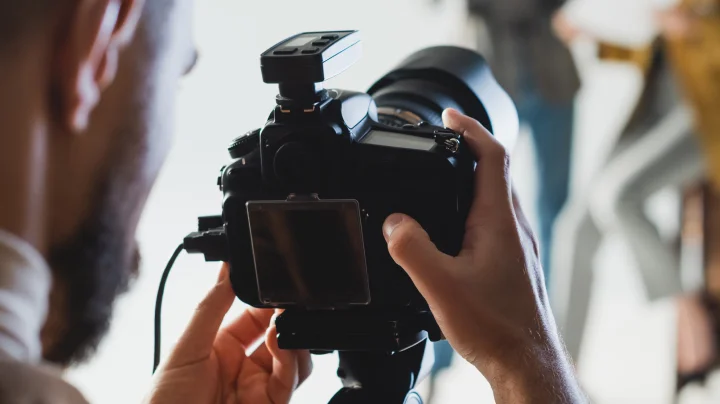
[
  {"x1": 665, "y1": 0, "x2": 720, "y2": 188},
  {"x1": 598, "y1": 41, "x2": 654, "y2": 72}
]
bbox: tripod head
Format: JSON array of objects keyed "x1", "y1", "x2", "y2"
[{"x1": 329, "y1": 338, "x2": 432, "y2": 404}]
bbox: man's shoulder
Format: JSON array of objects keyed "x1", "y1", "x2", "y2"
[{"x1": 0, "y1": 359, "x2": 89, "y2": 404}]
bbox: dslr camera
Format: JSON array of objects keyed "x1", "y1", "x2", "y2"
[{"x1": 185, "y1": 30, "x2": 516, "y2": 359}]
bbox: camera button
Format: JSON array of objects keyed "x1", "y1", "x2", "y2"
[
  {"x1": 228, "y1": 128, "x2": 261, "y2": 159},
  {"x1": 273, "y1": 47, "x2": 298, "y2": 55},
  {"x1": 302, "y1": 48, "x2": 320, "y2": 54},
  {"x1": 312, "y1": 40, "x2": 330, "y2": 47}
]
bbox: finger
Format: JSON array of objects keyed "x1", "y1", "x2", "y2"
[
  {"x1": 248, "y1": 310, "x2": 283, "y2": 374},
  {"x1": 166, "y1": 263, "x2": 235, "y2": 367},
  {"x1": 222, "y1": 307, "x2": 275, "y2": 350},
  {"x1": 211, "y1": 307, "x2": 275, "y2": 382},
  {"x1": 265, "y1": 312, "x2": 313, "y2": 385},
  {"x1": 296, "y1": 350, "x2": 313, "y2": 385},
  {"x1": 247, "y1": 340, "x2": 273, "y2": 373},
  {"x1": 265, "y1": 324, "x2": 304, "y2": 404},
  {"x1": 442, "y1": 108, "x2": 513, "y2": 226},
  {"x1": 383, "y1": 214, "x2": 456, "y2": 303},
  {"x1": 215, "y1": 308, "x2": 273, "y2": 386}
]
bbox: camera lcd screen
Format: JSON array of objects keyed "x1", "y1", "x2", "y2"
[
  {"x1": 246, "y1": 200, "x2": 370, "y2": 307},
  {"x1": 284, "y1": 35, "x2": 318, "y2": 47},
  {"x1": 362, "y1": 130, "x2": 436, "y2": 151}
]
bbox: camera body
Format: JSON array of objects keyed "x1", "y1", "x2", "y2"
[{"x1": 190, "y1": 31, "x2": 517, "y2": 353}]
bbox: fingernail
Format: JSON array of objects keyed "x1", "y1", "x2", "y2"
[
  {"x1": 442, "y1": 108, "x2": 459, "y2": 124},
  {"x1": 444, "y1": 108, "x2": 460, "y2": 118},
  {"x1": 383, "y1": 214, "x2": 404, "y2": 241}
]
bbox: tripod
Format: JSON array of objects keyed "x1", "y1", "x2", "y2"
[
  {"x1": 274, "y1": 310, "x2": 436, "y2": 403},
  {"x1": 328, "y1": 339, "x2": 429, "y2": 404}
]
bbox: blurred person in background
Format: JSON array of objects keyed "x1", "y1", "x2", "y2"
[
  {"x1": 466, "y1": 0, "x2": 580, "y2": 284},
  {"x1": 587, "y1": 44, "x2": 713, "y2": 390},
  {"x1": 659, "y1": 0, "x2": 720, "y2": 391},
  {"x1": 426, "y1": 1, "x2": 580, "y2": 401},
  {"x1": 0, "y1": 0, "x2": 588, "y2": 403},
  {"x1": 550, "y1": 0, "x2": 720, "y2": 401},
  {"x1": 550, "y1": 0, "x2": 685, "y2": 362}
]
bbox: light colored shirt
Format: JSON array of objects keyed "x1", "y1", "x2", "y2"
[
  {"x1": 563, "y1": 0, "x2": 682, "y2": 46},
  {"x1": 0, "y1": 229, "x2": 50, "y2": 362},
  {"x1": 0, "y1": 229, "x2": 88, "y2": 403}
]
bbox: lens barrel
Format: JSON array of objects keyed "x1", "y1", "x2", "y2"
[{"x1": 369, "y1": 46, "x2": 518, "y2": 150}]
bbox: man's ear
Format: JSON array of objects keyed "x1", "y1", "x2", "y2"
[{"x1": 55, "y1": 0, "x2": 144, "y2": 133}]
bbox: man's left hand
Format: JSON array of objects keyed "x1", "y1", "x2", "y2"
[{"x1": 145, "y1": 264, "x2": 312, "y2": 404}]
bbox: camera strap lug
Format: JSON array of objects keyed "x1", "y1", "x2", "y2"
[{"x1": 433, "y1": 128, "x2": 461, "y2": 154}]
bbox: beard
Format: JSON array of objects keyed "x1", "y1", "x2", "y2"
[
  {"x1": 43, "y1": 197, "x2": 141, "y2": 366},
  {"x1": 43, "y1": 133, "x2": 147, "y2": 366}
]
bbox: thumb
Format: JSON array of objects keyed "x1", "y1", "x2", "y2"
[
  {"x1": 165, "y1": 263, "x2": 235, "y2": 367},
  {"x1": 383, "y1": 214, "x2": 455, "y2": 299}
]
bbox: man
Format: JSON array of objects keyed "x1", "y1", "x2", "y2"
[{"x1": 0, "y1": 0, "x2": 586, "y2": 403}]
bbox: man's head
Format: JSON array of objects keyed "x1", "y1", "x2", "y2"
[{"x1": 0, "y1": 0, "x2": 196, "y2": 365}]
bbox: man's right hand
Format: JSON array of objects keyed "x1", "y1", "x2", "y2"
[{"x1": 382, "y1": 109, "x2": 587, "y2": 403}]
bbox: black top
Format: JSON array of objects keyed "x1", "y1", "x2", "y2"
[
  {"x1": 466, "y1": 0, "x2": 579, "y2": 103},
  {"x1": 468, "y1": 0, "x2": 566, "y2": 21}
]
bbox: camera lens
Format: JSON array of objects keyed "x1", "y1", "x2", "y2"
[{"x1": 368, "y1": 46, "x2": 518, "y2": 147}]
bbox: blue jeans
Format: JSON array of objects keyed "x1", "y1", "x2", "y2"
[{"x1": 517, "y1": 90, "x2": 574, "y2": 284}]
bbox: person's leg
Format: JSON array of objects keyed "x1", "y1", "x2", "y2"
[
  {"x1": 523, "y1": 93, "x2": 575, "y2": 283},
  {"x1": 550, "y1": 202, "x2": 603, "y2": 361},
  {"x1": 587, "y1": 107, "x2": 719, "y2": 386},
  {"x1": 589, "y1": 106, "x2": 702, "y2": 300}
]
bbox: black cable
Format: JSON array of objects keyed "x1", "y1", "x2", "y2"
[{"x1": 153, "y1": 243, "x2": 185, "y2": 374}]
